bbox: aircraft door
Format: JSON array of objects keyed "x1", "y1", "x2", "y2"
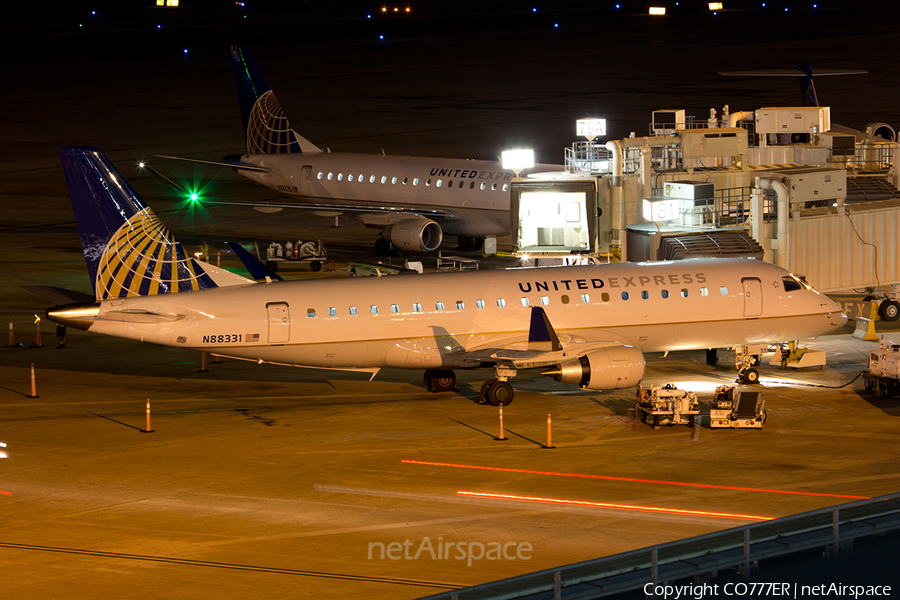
[
  {"x1": 742, "y1": 277, "x2": 762, "y2": 318},
  {"x1": 266, "y1": 302, "x2": 291, "y2": 343},
  {"x1": 298, "y1": 165, "x2": 312, "y2": 196}
]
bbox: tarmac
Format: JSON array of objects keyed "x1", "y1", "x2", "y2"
[{"x1": 3, "y1": 3, "x2": 900, "y2": 598}]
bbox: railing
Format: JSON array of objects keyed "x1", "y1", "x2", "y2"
[
  {"x1": 645, "y1": 186, "x2": 757, "y2": 228},
  {"x1": 418, "y1": 492, "x2": 900, "y2": 600},
  {"x1": 565, "y1": 142, "x2": 613, "y2": 174},
  {"x1": 828, "y1": 142, "x2": 895, "y2": 174}
]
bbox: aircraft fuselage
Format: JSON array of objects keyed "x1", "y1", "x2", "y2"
[
  {"x1": 60, "y1": 259, "x2": 847, "y2": 372},
  {"x1": 238, "y1": 152, "x2": 560, "y2": 238}
]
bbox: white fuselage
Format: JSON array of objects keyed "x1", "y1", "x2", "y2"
[
  {"x1": 238, "y1": 152, "x2": 561, "y2": 238},
  {"x1": 84, "y1": 259, "x2": 846, "y2": 371}
]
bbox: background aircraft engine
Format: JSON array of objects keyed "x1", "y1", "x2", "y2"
[
  {"x1": 545, "y1": 346, "x2": 645, "y2": 390},
  {"x1": 865, "y1": 122, "x2": 896, "y2": 142},
  {"x1": 383, "y1": 217, "x2": 443, "y2": 252}
]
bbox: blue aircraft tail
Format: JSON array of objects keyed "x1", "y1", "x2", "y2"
[
  {"x1": 231, "y1": 45, "x2": 321, "y2": 156},
  {"x1": 59, "y1": 147, "x2": 218, "y2": 301}
]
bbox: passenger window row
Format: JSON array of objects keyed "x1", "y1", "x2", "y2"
[
  {"x1": 305, "y1": 286, "x2": 725, "y2": 318},
  {"x1": 316, "y1": 171, "x2": 509, "y2": 192}
]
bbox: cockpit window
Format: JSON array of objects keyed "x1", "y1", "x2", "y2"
[{"x1": 782, "y1": 275, "x2": 809, "y2": 292}]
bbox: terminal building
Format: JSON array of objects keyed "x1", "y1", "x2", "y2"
[{"x1": 510, "y1": 105, "x2": 900, "y2": 320}]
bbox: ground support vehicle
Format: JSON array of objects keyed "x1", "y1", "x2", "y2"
[
  {"x1": 632, "y1": 384, "x2": 699, "y2": 429},
  {"x1": 709, "y1": 385, "x2": 766, "y2": 429}
]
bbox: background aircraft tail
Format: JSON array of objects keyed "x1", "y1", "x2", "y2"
[
  {"x1": 59, "y1": 147, "x2": 218, "y2": 301},
  {"x1": 231, "y1": 45, "x2": 321, "y2": 155}
]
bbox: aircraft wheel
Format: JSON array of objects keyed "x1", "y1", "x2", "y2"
[
  {"x1": 457, "y1": 236, "x2": 471, "y2": 251},
  {"x1": 374, "y1": 238, "x2": 390, "y2": 257},
  {"x1": 706, "y1": 348, "x2": 718, "y2": 366},
  {"x1": 425, "y1": 369, "x2": 456, "y2": 393},
  {"x1": 479, "y1": 380, "x2": 495, "y2": 403},
  {"x1": 470, "y1": 237, "x2": 484, "y2": 251},
  {"x1": 310, "y1": 261, "x2": 322, "y2": 272},
  {"x1": 878, "y1": 300, "x2": 900, "y2": 322},
  {"x1": 485, "y1": 380, "x2": 514, "y2": 406},
  {"x1": 741, "y1": 368, "x2": 760, "y2": 384}
]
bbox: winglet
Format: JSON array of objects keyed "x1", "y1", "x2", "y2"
[
  {"x1": 59, "y1": 147, "x2": 218, "y2": 300},
  {"x1": 528, "y1": 307, "x2": 562, "y2": 352},
  {"x1": 230, "y1": 45, "x2": 321, "y2": 155}
]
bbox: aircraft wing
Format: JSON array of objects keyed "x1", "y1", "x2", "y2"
[
  {"x1": 155, "y1": 154, "x2": 271, "y2": 173},
  {"x1": 717, "y1": 69, "x2": 868, "y2": 77},
  {"x1": 189, "y1": 196, "x2": 452, "y2": 222},
  {"x1": 432, "y1": 307, "x2": 635, "y2": 371},
  {"x1": 444, "y1": 333, "x2": 630, "y2": 370},
  {"x1": 22, "y1": 286, "x2": 95, "y2": 305}
]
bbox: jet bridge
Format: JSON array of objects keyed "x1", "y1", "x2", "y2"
[{"x1": 509, "y1": 173, "x2": 611, "y2": 260}]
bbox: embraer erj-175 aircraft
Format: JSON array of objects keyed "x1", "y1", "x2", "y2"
[
  {"x1": 49, "y1": 148, "x2": 847, "y2": 405},
  {"x1": 157, "y1": 46, "x2": 561, "y2": 255}
]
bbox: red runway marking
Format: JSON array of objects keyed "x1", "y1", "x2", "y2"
[
  {"x1": 404, "y1": 460, "x2": 870, "y2": 499},
  {"x1": 458, "y1": 491, "x2": 773, "y2": 521}
]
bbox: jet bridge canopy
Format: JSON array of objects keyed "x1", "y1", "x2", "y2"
[{"x1": 510, "y1": 179, "x2": 598, "y2": 254}]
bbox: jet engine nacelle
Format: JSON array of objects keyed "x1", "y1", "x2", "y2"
[
  {"x1": 547, "y1": 346, "x2": 645, "y2": 390},
  {"x1": 865, "y1": 122, "x2": 896, "y2": 142},
  {"x1": 382, "y1": 216, "x2": 443, "y2": 252}
]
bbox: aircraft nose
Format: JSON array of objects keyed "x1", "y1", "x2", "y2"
[{"x1": 824, "y1": 298, "x2": 848, "y2": 329}]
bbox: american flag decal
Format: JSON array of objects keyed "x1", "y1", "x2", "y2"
[{"x1": 246, "y1": 333, "x2": 260, "y2": 342}]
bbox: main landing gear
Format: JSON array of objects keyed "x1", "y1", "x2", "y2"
[
  {"x1": 479, "y1": 365, "x2": 517, "y2": 406},
  {"x1": 374, "y1": 238, "x2": 402, "y2": 257},
  {"x1": 424, "y1": 369, "x2": 456, "y2": 393},
  {"x1": 456, "y1": 236, "x2": 484, "y2": 252},
  {"x1": 480, "y1": 379, "x2": 514, "y2": 406},
  {"x1": 423, "y1": 367, "x2": 517, "y2": 406}
]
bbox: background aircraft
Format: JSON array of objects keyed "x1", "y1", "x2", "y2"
[
  {"x1": 49, "y1": 148, "x2": 846, "y2": 405},
  {"x1": 717, "y1": 64, "x2": 895, "y2": 142},
  {"x1": 156, "y1": 46, "x2": 562, "y2": 255}
]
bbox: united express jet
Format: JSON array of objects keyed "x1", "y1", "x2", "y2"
[
  {"x1": 48, "y1": 148, "x2": 847, "y2": 405},
  {"x1": 157, "y1": 46, "x2": 561, "y2": 255}
]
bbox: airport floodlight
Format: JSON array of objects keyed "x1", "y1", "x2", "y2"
[
  {"x1": 577, "y1": 118, "x2": 607, "y2": 142},
  {"x1": 166, "y1": 0, "x2": 179, "y2": 5},
  {"x1": 649, "y1": 7, "x2": 666, "y2": 15},
  {"x1": 708, "y1": 2, "x2": 723, "y2": 9},
  {"x1": 502, "y1": 149, "x2": 535, "y2": 177}
]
